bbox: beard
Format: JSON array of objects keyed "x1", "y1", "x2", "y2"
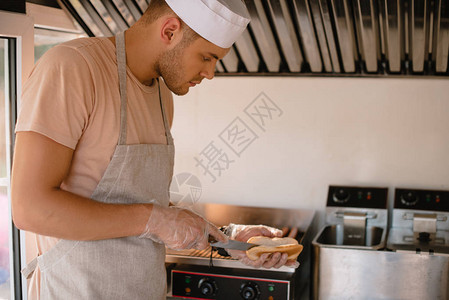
[{"x1": 155, "y1": 43, "x2": 189, "y2": 96}]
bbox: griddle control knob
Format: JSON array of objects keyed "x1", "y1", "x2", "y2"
[
  {"x1": 418, "y1": 232, "x2": 431, "y2": 242},
  {"x1": 333, "y1": 188, "x2": 350, "y2": 204},
  {"x1": 240, "y1": 282, "x2": 260, "y2": 300},
  {"x1": 400, "y1": 191, "x2": 419, "y2": 206},
  {"x1": 198, "y1": 278, "x2": 217, "y2": 296}
]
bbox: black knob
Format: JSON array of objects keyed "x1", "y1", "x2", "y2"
[
  {"x1": 240, "y1": 282, "x2": 259, "y2": 300},
  {"x1": 333, "y1": 189, "x2": 350, "y2": 204},
  {"x1": 400, "y1": 191, "x2": 419, "y2": 206},
  {"x1": 198, "y1": 278, "x2": 216, "y2": 296},
  {"x1": 418, "y1": 232, "x2": 431, "y2": 242}
]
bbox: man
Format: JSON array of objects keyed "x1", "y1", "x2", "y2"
[{"x1": 11, "y1": 0, "x2": 297, "y2": 299}]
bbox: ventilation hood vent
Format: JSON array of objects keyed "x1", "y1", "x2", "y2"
[{"x1": 59, "y1": 0, "x2": 449, "y2": 77}]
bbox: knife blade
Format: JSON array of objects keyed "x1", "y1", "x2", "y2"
[{"x1": 209, "y1": 236, "x2": 257, "y2": 251}]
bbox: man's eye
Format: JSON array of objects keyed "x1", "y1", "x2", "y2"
[{"x1": 203, "y1": 57, "x2": 211, "y2": 62}]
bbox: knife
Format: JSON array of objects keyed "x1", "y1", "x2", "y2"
[{"x1": 209, "y1": 236, "x2": 257, "y2": 251}]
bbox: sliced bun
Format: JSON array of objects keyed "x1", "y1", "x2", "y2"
[{"x1": 246, "y1": 236, "x2": 303, "y2": 261}]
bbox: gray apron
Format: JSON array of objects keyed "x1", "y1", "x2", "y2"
[{"x1": 22, "y1": 31, "x2": 175, "y2": 299}]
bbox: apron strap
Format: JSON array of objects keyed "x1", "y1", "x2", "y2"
[
  {"x1": 21, "y1": 256, "x2": 38, "y2": 279},
  {"x1": 157, "y1": 78, "x2": 174, "y2": 145},
  {"x1": 116, "y1": 31, "x2": 128, "y2": 145},
  {"x1": 116, "y1": 31, "x2": 173, "y2": 146}
]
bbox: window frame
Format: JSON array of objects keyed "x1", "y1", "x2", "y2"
[{"x1": 0, "y1": 10, "x2": 34, "y2": 300}]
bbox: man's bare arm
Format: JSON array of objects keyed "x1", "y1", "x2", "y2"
[{"x1": 11, "y1": 131, "x2": 151, "y2": 240}]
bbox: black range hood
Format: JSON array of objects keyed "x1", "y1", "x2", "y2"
[{"x1": 55, "y1": 0, "x2": 449, "y2": 77}]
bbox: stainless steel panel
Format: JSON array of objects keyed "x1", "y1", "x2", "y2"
[
  {"x1": 99, "y1": 0, "x2": 129, "y2": 31},
  {"x1": 405, "y1": 0, "x2": 410, "y2": 55},
  {"x1": 378, "y1": 2, "x2": 386, "y2": 58},
  {"x1": 342, "y1": 213, "x2": 367, "y2": 245},
  {"x1": 119, "y1": 0, "x2": 142, "y2": 22},
  {"x1": 60, "y1": 0, "x2": 449, "y2": 77},
  {"x1": 166, "y1": 203, "x2": 315, "y2": 273},
  {"x1": 79, "y1": 0, "x2": 113, "y2": 36},
  {"x1": 315, "y1": 225, "x2": 385, "y2": 248},
  {"x1": 234, "y1": 29, "x2": 260, "y2": 72},
  {"x1": 388, "y1": 208, "x2": 449, "y2": 253},
  {"x1": 325, "y1": 206, "x2": 388, "y2": 229},
  {"x1": 353, "y1": 0, "x2": 379, "y2": 72},
  {"x1": 410, "y1": 0, "x2": 430, "y2": 72},
  {"x1": 388, "y1": 228, "x2": 449, "y2": 253},
  {"x1": 192, "y1": 203, "x2": 315, "y2": 231},
  {"x1": 391, "y1": 209, "x2": 449, "y2": 231},
  {"x1": 215, "y1": 62, "x2": 225, "y2": 73},
  {"x1": 292, "y1": 0, "x2": 323, "y2": 72},
  {"x1": 244, "y1": 0, "x2": 281, "y2": 72},
  {"x1": 380, "y1": 0, "x2": 403, "y2": 72},
  {"x1": 413, "y1": 213, "x2": 437, "y2": 233},
  {"x1": 319, "y1": 205, "x2": 388, "y2": 250},
  {"x1": 90, "y1": 0, "x2": 121, "y2": 34},
  {"x1": 221, "y1": 47, "x2": 239, "y2": 73},
  {"x1": 135, "y1": 0, "x2": 148, "y2": 13},
  {"x1": 111, "y1": 0, "x2": 136, "y2": 26},
  {"x1": 329, "y1": 0, "x2": 357, "y2": 72},
  {"x1": 267, "y1": 0, "x2": 303, "y2": 72},
  {"x1": 434, "y1": 0, "x2": 449, "y2": 72},
  {"x1": 312, "y1": 247, "x2": 449, "y2": 300},
  {"x1": 68, "y1": 0, "x2": 105, "y2": 36},
  {"x1": 317, "y1": 0, "x2": 341, "y2": 72},
  {"x1": 309, "y1": 0, "x2": 333, "y2": 72}
]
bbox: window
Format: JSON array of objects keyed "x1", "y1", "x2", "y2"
[
  {"x1": 0, "y1": 37, "x2": 10, "y2": 300},
  {"x1": 0, "y1": 9, "x2": 35, "y2": 300},
  {"x1": 27, "y1": 2, "x2": 87, "y2": 62},
  {"x1": 0, "y1": 5, "x2": 85, "y2": 299},
  {"x1": 34, "y1": 28, "x2": 85, "y2": 62},
  {"x1": 0, "y1": 36, "x2": 19, "y2": 300}
]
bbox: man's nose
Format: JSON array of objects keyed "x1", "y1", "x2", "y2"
[{"x1": 200, "y1": 65, "x2": 215, "y2": 80}]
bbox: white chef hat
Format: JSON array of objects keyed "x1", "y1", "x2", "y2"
[{"x1": 165, "y1": 0, "x2": 250, "y2": 48}]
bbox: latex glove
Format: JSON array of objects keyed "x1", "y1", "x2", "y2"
[
  {"x1": 139, "y1": 204, "x2": 227, "y2": 250},
  {"x1": 225, "y1": 223, "x2": 300, "y2": 269}
]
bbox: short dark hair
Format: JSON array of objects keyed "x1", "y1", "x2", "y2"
[
  {"x1": 139, "y1": 0, "x2": 200, "y2": 47},
  {"x1": 141, "y1": 0, "x2": 172, "y2": 24}
]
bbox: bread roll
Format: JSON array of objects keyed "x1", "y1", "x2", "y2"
[{"x1": 246, "y1": 236, "x2": 303, "y2": 261}]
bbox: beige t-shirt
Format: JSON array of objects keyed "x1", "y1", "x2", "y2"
[{"x1": 16, "y1": 37, "x2": 174, "y2": 299}]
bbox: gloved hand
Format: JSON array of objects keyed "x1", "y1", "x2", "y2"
[
  {"x1": 139, "y1": 204, "x2": 227, "y2": 250},
  {"x1": 224, "y1": 223, "x2": 300, "y2": 269}
]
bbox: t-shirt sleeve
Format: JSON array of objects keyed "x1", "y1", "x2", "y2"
[{"x1": 16, "y1": 45, "x2": 94, "y2": 149}]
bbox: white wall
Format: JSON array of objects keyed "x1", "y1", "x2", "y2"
[{"x1": 171, "y1": 76, "x2": 449, "y2": 221}]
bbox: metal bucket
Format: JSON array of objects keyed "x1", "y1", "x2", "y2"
[
  {"x1": 312, "y1": 186, "x2": 389, "y2": 300},
  {"x1": 312, "y1": 245, "x2": 449, "y2": 300}
]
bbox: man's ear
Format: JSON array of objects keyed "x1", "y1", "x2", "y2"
[{"x1": 160, "y1": 17, "x2": 182, "y2": 46}]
